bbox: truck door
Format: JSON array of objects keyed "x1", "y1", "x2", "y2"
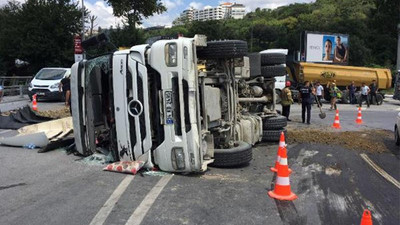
[{"x1": 113, "y1": 53, "x2": 152, "y2": 161}]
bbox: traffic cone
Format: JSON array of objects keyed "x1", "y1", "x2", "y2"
[
  {"x1": 271, "y1": 132, "x2": 292, "y2": 174},
  {"x1": 32, "y1": 94, "x2": 38, "y2": 111},
  {"x1": 360, "y1": 209, "x2": 373, "y2": 225},
  {"x1": 332, "y1": 109, "x2": 341, "y2": 129},
  {"x1": 268, "y1": 145, "x2": 297, "y2": 201},
  {"x1": 355, "y1": 107, "x2": 363, "y2": 124}
]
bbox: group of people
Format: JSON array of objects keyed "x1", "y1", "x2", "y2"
[{"x1": 280, "y1": 80, "x2": 379, "y2": 124}]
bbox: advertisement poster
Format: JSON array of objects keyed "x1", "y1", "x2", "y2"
[{"x1": 305, "y1": 32, "x2": 349, "y2": 64}]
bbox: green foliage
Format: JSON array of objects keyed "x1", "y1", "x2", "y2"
[
  {"x1": 0, "y1": 0, "x2": 82, "y2": 76},
  {"x1": 105, "y1": 0, "x2": 166, "y2": 27}
]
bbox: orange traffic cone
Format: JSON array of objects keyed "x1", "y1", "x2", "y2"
[
  {"x1": 332, "y1": 109, "x2": 341, "y2": 129},
  {"x1": 355, "y1": 107, "x2": 363, "y2": 124},
  {"x1": 268, "y1": 145, "x2": 297, "y2": 201},
  {"x1": 32, "y1": 94, "x2": 38, "y2": 111},
  {"x1": 271, "y1": 132, "x2": 292, "y2": 174},
  {"x1": 360, "y1": 209, "x2": 373, "y2": 225}
]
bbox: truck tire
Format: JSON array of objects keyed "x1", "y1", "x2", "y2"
[
  {"x1": 263, "y1": 115, "x2": 287, "y2": 130},
  {"x1": 210, "y1": 141, "x2": 252, "y2": 167},
  {"x1": 197, "y1": 40, "x2": 248, "y2": 59},
  {"x1": 262, "y1": 128, "x2": 287, "y2": 142},
  {"x1": 261, "y1": 53, "x2": 286, "y2": 65},
  {"x1": 376, "y1": 93, "x2": 383, "y2": 105},
  {"x1": 341, "y1": 91, "x2": 349, "y2": 104},
  {"x1": 395, "y1": 126, "x2": 400, "y2": 146},
  {"x1": 261, "y1": 65, "x2": 286, "y2": 78}
]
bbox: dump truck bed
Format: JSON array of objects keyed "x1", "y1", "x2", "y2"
[{"x1": 292, "y1": 62, "x2": 392, "y2": 89}]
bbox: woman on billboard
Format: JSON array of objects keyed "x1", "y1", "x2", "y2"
[
  {"x1": 334, "y1": 36, "x2": 348, "y2": 63},
  {"x1": 323, "y1": 39, "x2": 333, "y2": 61}
]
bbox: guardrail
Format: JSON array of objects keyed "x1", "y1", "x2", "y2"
[{"x1": 0, "y1": 76, "x2": 32, "y2": 97}]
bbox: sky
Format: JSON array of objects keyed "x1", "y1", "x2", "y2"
[{"x1": 0, "y1": 0, "x2": 315, "y2": 29}]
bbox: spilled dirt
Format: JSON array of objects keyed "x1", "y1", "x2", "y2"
[
  {"x1": 287, "y1": 129, "x2": 393, "y2": 153},
  {"x1": 36, "y1": 107, "x2": 71, "y2": 119}
]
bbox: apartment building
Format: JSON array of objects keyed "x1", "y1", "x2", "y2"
[{"x1": 173, "y1": 2, "x2": 246, "y2": 25}]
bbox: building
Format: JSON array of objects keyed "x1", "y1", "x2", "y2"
[{"x1": 173, "y1": 2, "x2": 246, "y2": 25}]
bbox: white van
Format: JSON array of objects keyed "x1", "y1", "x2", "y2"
[{"x1": 28, "y1": 68, "x2": 71, "y2": 101}]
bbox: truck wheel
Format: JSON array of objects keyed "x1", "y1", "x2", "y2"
[
  {"x1": 263, "y1": 115, "x2": 287, "y2": 130},
  {"x1": 341, "y1": 91, "x2": 349, "y2": 104},
  {"x1": 261, "y1": 65, "x2": 286, "y2": 78},
  {"x1": 261, "y1": 53, "x2": 286, "y2": 65},
  {"x1": 395, "y1": 126, "x2": 400, "y2": 146},
  {"x1": 376, "y1": 93, "x2": 383, "y2": 105},
  {"x1": 210, "y1": 141, "x2": 252, "y2": 167},
  {"x1": 262, "y1": 128, "x2": 287, "y2": 142},
  {"x1": 197, "y1": 40, "x2": 248, "y2": 59}
]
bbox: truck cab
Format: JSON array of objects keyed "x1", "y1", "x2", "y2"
[{"x1": 71, "y1": 35, "x2": 283, "y2": 173}]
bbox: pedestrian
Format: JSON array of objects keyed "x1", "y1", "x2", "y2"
[
  {"x1": 359, "y1": 83, "x2": 370, "y2": 108},
  {"x1": 281, "y1": 81, "x2": 294, "y2": 121},
  {"x1": 329, "y1": 83, "x2": 341, "y2": 110},
  {"x1": 299, "y1": 81, "x2": 314, "y2": 124},
  {"x1": 369, "y1": 80, "x2": 378, "y2": 105},
  {"x1": 0, "y1": 84, "x2": 3, "y2": 103},
  {"x1": 346, "y1": 81, "x2": 356, "y2": 104},
  {"x1": 59, "y1": 74, "x2": 71, "y2": 113},
  {"x1": 315, "y1": 81, "x2": 324, "y2": 107}
]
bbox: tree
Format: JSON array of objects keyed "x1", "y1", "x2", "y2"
[
  {"x1": 105, "y1": 0, "x2": 166, "y2": 28},
  {"x1": 89, "y1": 15, "x2": 98, "y2": 37},
  {"x1": 0, "y1": 0, "x2": 82, "y2": 76}
]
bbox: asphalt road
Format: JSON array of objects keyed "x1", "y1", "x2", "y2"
[{"x1": 0, "y1": 98, "x2": 399, "y2": 225}]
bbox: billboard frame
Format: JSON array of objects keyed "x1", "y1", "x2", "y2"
[{"x1": 302, "y1": 31, "x2": 350, "y2": 65}]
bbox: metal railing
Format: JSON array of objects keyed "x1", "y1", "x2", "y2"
[{"x1": 0, "y1": 76, "x2": 32, "y2": 97}]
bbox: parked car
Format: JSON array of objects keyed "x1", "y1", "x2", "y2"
[
  {"x1": 395, "y1": 112, "x2": 400, "y2": 146},
  {"x1": 28, "y1": 68, "x2": 71, "y2": 101}
]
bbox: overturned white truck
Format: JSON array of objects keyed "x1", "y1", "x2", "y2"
[{"x1": 71, "y1": 35, "x2": 288, "y2": 173}]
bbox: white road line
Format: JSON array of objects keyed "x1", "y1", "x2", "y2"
[
  {"x1": 89, "y1": 175, "x2": 135, "y2": 225},
  {"x1": 125, "y1": 175, "x2": 173, "y2": 225},
  {"x1": 360, "y1": 153, "x2": 400, "y2": 189},
  {"x1": 0, "y1": 130, "x2": 11, "y2": 135}
]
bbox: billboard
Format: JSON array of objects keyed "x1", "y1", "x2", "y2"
[{"x1": 304, "y1": 32, "x2": 349, "y2": 64}]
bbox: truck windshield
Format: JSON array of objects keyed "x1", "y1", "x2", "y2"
[{"x1": 35, "y1": 69, "x2": 66, "y2": 80}]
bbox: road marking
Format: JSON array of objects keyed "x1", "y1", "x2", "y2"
[
  {"x1": 89, "y1": 175, "x2": 135, "y2": 225},
  {"x1": 125, "y1": 175, "x2": 173, "y2": 225},
  {"x1": 0, "y1": 130, "x2": 11, "y2": 135},
  {"x1": 360, "y1": 153, "x2": 400, "y2": 189}
]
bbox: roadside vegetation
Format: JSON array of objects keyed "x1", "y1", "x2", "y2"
[{"x1": 0, "y1": 0, "x2": 398, "y2": 78}]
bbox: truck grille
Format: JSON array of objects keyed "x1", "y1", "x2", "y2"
[{"x1": 126, "y1": 69, "x2": 137, "y2": 157}]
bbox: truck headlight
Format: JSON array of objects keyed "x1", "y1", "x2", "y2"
[
  {"x1": 49, "y1": 83, "x2": 60, "y2": 89},
  {"x1": 165, "y1": 43, "x2": 177, "y2": 67},
  {"x1": 171, "y1": 148, "x2": 185, "y2": 170},
  {"x1": 29, "y1": 83, "x2": 33, "y2": 88}
]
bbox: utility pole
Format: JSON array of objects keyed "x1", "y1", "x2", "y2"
[
  {"x1": 81, "y1": 0, "x2": 85, "y2": 59},
  {"x1": 397, "y1": 24, "x2": 400, "y2": 71}
]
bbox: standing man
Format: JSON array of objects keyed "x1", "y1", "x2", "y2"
[
  {"x1": 369, "y1": 80, "x2": 378, "y2": 105},
  {"x1": 59, "y1": 74, "x2": 71, "y2": 112},
  {"x1": 281, "y1": 81, "x2": 294, "y2": 121},
  {"x1": 347, "y1": 81, "x2": 356, "y2": 104},
  {"x1": 0, "y1": 84, "x2": 3, "y2": 103},
  {"x1": 299, "y1": 81, "x2": 314, "y2": 124},
  {"x1": 315, "y1": 81, "x2": 324, "y2": 107},
  {"x1": 359, "y1": 83, "x2": 370, "y2": 108}
]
